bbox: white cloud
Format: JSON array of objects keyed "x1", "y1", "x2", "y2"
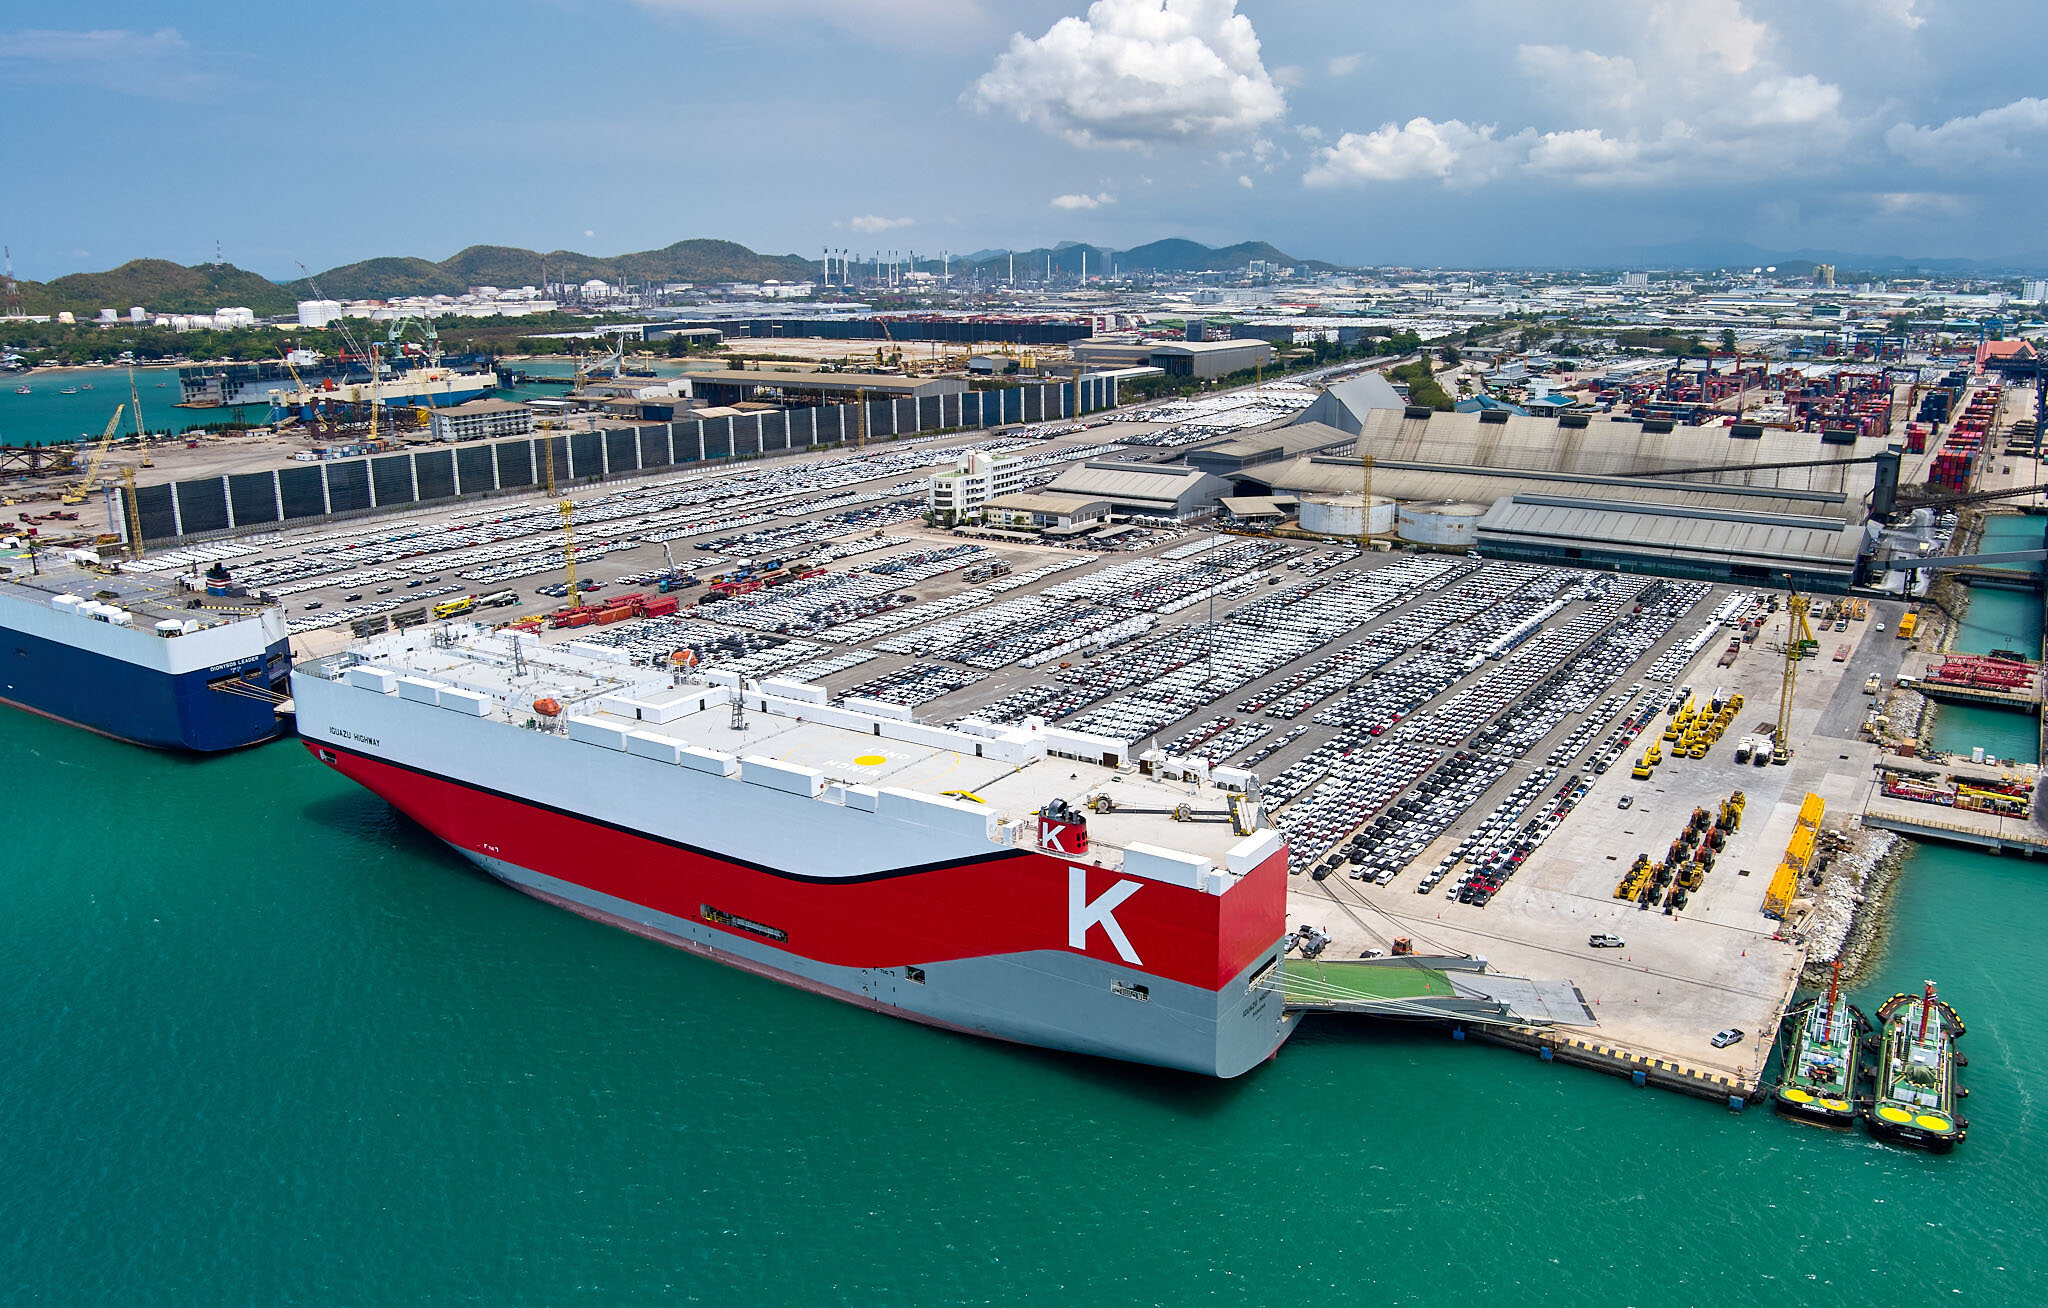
[
  {"x1": 1873, "y1": 191, "x2": 1967, "y2": 217},
  {"x1": 1887, "y1": 97, "x2": 2048, "y2": 168},
  {"x1": 0, "y1": 27, "x2": 210, "y2": 98},
  {"x1": 1524, "y1": 128, "x2": 1637, "y2": 178},
  {"x1": 1304, "y1": 117, "x2": 1526, "y2": 187},
  {"x1": 850, "y1": 214, "x2": 914, "y2": 233},
  {"x1": 1872, "y1": 0, "x2": 1925, "y2": 27},
  {"x1": 1238, "y1": 174, "x2": 1253, "y2": 188},
  {"x1": 1326, "y1": 52, "x2": 1363, "y2": 78},
  {"x1": 1312, "y1": 2, "x2": 1849, "y2": 189},
  {"x1": 968, "y1": 0, "x2": 1285, "y2": 148},
  {"x1": 1515, "y1": 44, "x2": 1643, "y2": 115},
  {"x1": 1673, "y1": 0, "x2": 1767, "y2": 76},
  {"x1": 1050, "y1": 192, "x2": 1116, "y2": 210}
]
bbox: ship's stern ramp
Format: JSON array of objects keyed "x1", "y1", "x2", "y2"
[{"x1": 1281, "y1": 957, "x2": 1597, "y2": 1027}]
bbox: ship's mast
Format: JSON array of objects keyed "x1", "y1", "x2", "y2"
[
  {"x1": 1823, "y1": 957, "x2": 1841, "y2": 1042},
  {"x1": 1917, "y1": 979, "x2": 1936, "y2": 1042}
]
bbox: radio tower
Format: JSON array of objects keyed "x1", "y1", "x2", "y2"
[{"x1": 3, "y1": 246, "x2": 20, "y2": 318}]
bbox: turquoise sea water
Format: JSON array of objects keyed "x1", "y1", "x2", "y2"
[
  {"x1": 1976, "y1": 513, "x2": 2046, "y2": 569},
  {"x1": 0, "y1": 366, "x2": 209, "y2": 446},
  {"x1": 2, "y1": 710, "x2": 2044, "y2": 1305},
  {"x1": 1929, "y1": 701, "x2": 2040, "y2": 764},
  {"x1": 1950, "y1": 585, "x2": 2043, "y2": 658}
]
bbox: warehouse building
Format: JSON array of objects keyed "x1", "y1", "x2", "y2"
[
  {"x1": 1186, "y1": 421, "x2": 1360, "y2": 478},
  {"x1": 1070, "y1": 339, "x2": 1159, "y2": 370},
  {"x1": 1291, "y1": 372, "x2": 1404, "y2": 433},
  {"x1": 981, "y1": 491, "x2": 1111, "y2": 529},
  {"x1": 1246, "y1": 407, "x2": 1894, "y2": 592},
  {"x1": 1147, "y1": 339, "x2": 1274, "y2": 380},
  {"x1": 1182, "y1": 370, "x2": 1403, "y2": 481},
  {"x1": 1046, "y1": 461, "x2": 1232, "y2": 522},
  {"x1": 682, "y1": 369, "x2": 966, "y2": 407}
]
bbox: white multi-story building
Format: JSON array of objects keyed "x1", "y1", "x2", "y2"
[
  {"x1": 430, "y1": 398, "x2": 535, "y2": 443},
  {"x1": 2023, "y1": 280, "x2": 2048, "y2": 304},
  {"x1": 927, "y1": 450, "x2": 1029, "y2": 522}
]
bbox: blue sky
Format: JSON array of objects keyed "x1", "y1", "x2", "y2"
[{"x1": 4, "y1": 0, "x2": 2045, "y2": 279}]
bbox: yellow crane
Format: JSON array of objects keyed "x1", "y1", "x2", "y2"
[
  {"x1": 1775, "y1": 573, "x2": 1816, "y2": 763},
  {"x1": 560, "y1": 499, "x2": 582, "y2": 607},
  {"x1": 121, "y1": 467, "x2": 146, "y2": 560},
  {"x1": 126, "y1": 366, "x2": 152, "y2": 466},
  {"x1": 62, "y1": 403, "x2": 127, "y2": 506}
]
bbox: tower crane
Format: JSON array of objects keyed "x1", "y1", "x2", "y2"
[
  {"x1": 62, "y1": 403, "x2": 127, "y2": 506},
  {"x1": 1775, "y1": 573, "x2": 1816, "y2": 764}
]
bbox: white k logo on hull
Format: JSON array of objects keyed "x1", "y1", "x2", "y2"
[{"x1": 1068, "y1": 867, "x2": 1142, "y2": 964}]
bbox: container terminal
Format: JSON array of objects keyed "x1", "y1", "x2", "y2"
[{"x1": 5, "y1": 353, "x2": 2041, "y2": 1102}]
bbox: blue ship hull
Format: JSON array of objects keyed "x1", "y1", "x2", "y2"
[{"x1": 0, "y1": 626, "x2": 292, "y2": 752}]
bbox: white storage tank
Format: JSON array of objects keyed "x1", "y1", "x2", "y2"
[
  {"x1": 1397, "y1": 500, "x2": 1489, "y2": 546},
  {"x1": 1298, "y1": 493, "x2": 1394, "y2": 538}
]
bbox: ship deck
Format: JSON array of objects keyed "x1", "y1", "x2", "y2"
[
  {"x1": 314, "y1": 629, "x2": 1267, "y2": 866},
  {"x1": 1, "y1": 552, "x2": 269, "y2": 630}
]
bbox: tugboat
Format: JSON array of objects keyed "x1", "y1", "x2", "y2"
[
  {"x1": 1774, "y1": 960, "x2": 1863, "y2": 1127},
  {"x1": 1866, "y1": 981, "x2": 1966, "y2": 1151}
]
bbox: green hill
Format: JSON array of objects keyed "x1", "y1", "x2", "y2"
[
  {"x1": 963, "y1": 237, "x2": 1335, "y2": 278},
  {"x1": 1118, "y1": 238, "x2": 1331, "y2": 272},
  {"x1": 302, "y1": 239, "x2": 818, "y2": 299},
  {"x1": 21, "y1": 259, "x2": 298, "y2": 317}
]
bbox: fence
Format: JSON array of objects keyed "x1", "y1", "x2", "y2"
[{"x1": 132, "y1": 375, "x2": 1117, "y2": 544}]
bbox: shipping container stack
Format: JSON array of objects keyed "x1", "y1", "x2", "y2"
[{"x1": 1928, "y1": 382, "x2": 2001, "y2": 493}]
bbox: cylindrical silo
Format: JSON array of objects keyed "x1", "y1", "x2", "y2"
[
  {"x1": 1396, "y1": 500, "x2": 1488, "y2": 547},
  {"x1": 1298, "y1": 493, "x2": 1395, "y2": 538}
]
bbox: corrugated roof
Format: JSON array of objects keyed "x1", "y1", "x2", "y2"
[
  {"x1": 1336, "y1": 406, "x2": 1880, "y2": 501},
  {"x1": 1049, "y1": 461, "x2": 1230, "y2": 507},
  {"x1": 1221, "y1": 495, "x2": 1298, "y2": 516},
  {"x1": 1193, "y1": 421, "x2": 1355, "y2": 461},
  {"x1": 1476, "y1": 497, "x2": 1861, "y2": 572},
  {"x1": 1253, "y1": 459, "x2": 1851, "y2": 521},
  {"x1": 983, "y1": 491, "x2": 1108, "y2": 514}
]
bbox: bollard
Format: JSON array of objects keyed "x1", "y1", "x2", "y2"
[{"x1": 1540, "y1": 1046, "x2": 1554, "y2": 1062}]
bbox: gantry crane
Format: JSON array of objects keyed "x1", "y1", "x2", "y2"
[
  {"x1": 1775, "y1": 573, "x2": 1816, "y2": 764},
  {"x1": 62, "y1": 403, "x2": 126, "y2": 506}
]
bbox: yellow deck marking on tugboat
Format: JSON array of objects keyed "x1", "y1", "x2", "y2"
[
  {"x1": 1821, "y1": 1099, "x2": 1851, "y2": 1112},
  {"x1": 854, "y1": 755, "x2": 886, "y2": 766},
  {"x1": 1781, "y1": 1088, "x2": 1814, "y2": 1103},
  {"x1": 1916, "y1": 1113, "x2": 1952, "y2": 1131},
  {"x1": 1877, "y1": 1105, "x2": 1913, "y2": 1124}
]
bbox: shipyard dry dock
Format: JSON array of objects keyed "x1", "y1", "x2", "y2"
[{"x1": 127, "y1": 427, "x2": 1898, "y2": 1093}]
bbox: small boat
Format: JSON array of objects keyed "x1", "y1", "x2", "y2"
[
  {"x1": 1866, "y1": 980, "x2": 1966, "y2": 1151},
  {"x1": 59, "y1": 386, "x2": 78, "y2": 395},
  {"x1": 12, "y1": 385, "x2": 27, "y2": 395},
  {"x1": 1773, "y1": 960, "x2": 1863, "y2": 1127},
  {"x1": 80, "y1": 383, "x2": 93, "y2": 391}
]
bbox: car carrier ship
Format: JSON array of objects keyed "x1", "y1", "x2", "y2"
[
  {"x1": 290, "y1": 623, "x2": 1296, "y2": 1077},
  {"x1": 0, "y1": 548, "x2": 292, "y2": 750}
]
